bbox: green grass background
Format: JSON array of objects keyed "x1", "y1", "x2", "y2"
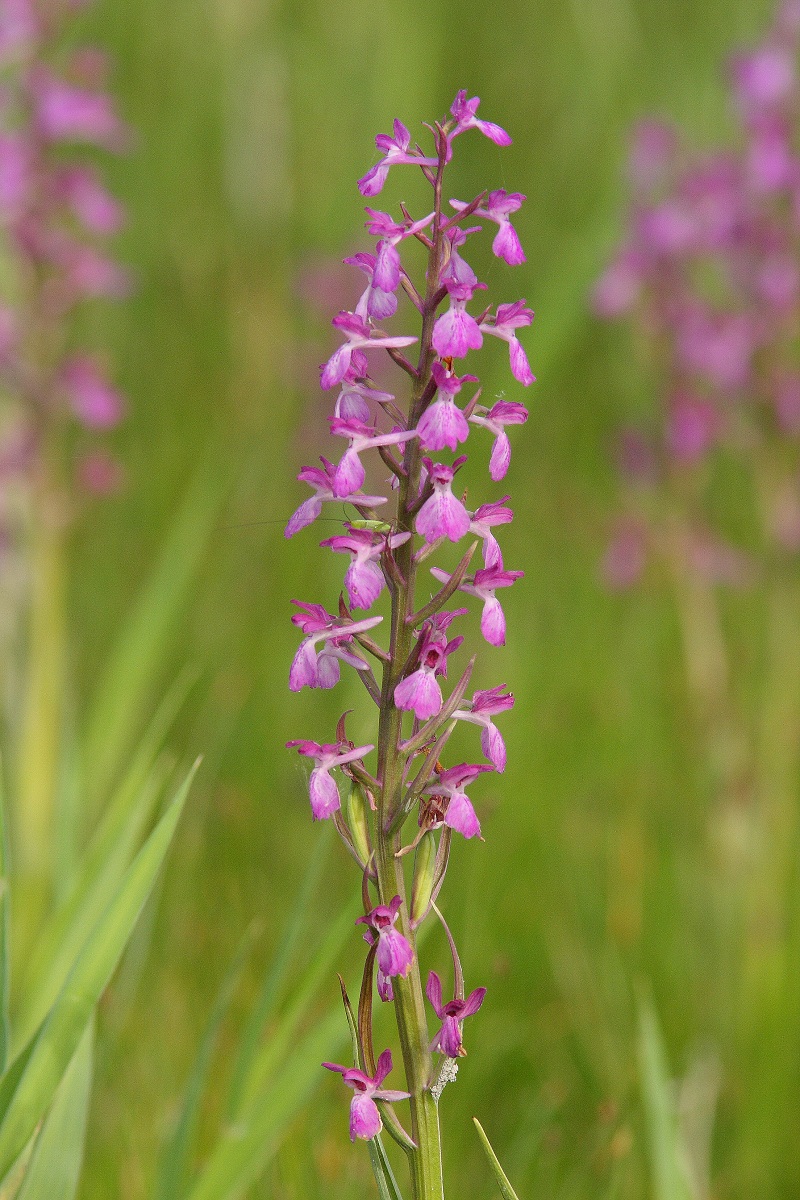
[{"x1": 56, "y1": 0, "x2": 799, "y2": 1195}]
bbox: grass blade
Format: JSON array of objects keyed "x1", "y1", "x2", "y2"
[
  {"x1": 186, "y1": 1007, "x2": 348, "y2": 1200},
  {"x1": 155, "y1": 929, "x2": 254, "y2": 1200},
  {"x1": 367, "y1": 1134, "x2": 407, "y2": 1200},
  {"x1": 16, "y1": 1017, "x2": 94, "y2": 1200},
  {"x1": 0, "y1": 761, "x2": 197, "y2": 1182},
  {"x1": 473, "y1": 1118, "x2": 522, "y2": 1200},
  {"x1": 229, "y1": 900, "x2": 357, "y2": 1118},
  {"x1": 225, "y1": 823, "x2": 335, "y2": 1117},
  {"x1": 16, "y1": 759, "x2": 168, "y2": 1050},
  {"x1": 0, "y1": 765, "x2": 9, "y2": 1074},
  {"x1": 82, "y1": 464, "x2": 226, "y2": 801},
  {"x1": 637, "y1": 994, "x2": 693, "y2": 1200},
  {"x1": 18, "y1": 673, "x2": 193, "y2": 1047}
]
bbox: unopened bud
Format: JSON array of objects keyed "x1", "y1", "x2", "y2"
[
  {"x1": 411, "y1": 830, "x2": 437, "y2": 925},
  {"x1": 346, "y1": 779, "x2": 372, "y2": 866}
]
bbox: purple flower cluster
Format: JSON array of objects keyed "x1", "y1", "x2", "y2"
[
  {"x1": 0, "y1": 0, "x2": 129, "y2": 511},
  {"x1": 284, "y1": 92, "x2": 531, "y2": 1145},
  {"x1": 595, "y1": 1, "x2": 800, "y2": 584}
]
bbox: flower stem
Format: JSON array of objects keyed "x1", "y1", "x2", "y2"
[
  {"x1": 15, "y1": 437, "x2": 66, "y2": 936},
  {"x1": 375, "y1": 457, "x2": 444, "y2": 1200},
  {"x1": 373, "y1": 149, "x2": 450, "y2": 1200}
]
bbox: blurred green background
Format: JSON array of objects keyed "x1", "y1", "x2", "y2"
[{"x1": 54, "y1": 0, "x2": 800, "y2": 1195}]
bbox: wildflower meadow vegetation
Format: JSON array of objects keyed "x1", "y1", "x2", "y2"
[{"x1": 1, "y1": 0, "x2": 800, "y2": 1198}]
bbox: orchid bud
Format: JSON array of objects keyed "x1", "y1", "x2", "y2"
[
  {"x1": 345, "y1": 778, "x2": 372, "y2": 867},
  {"x1": 410, "y1": 830, "x2": 437, "y2": 926}
]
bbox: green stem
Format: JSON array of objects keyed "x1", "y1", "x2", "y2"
[
  {"x1": 16, "y1": 443, "x2": 66, "y2": 894},
  {"x1": 667, "y1": 516, "x2": 751, "y2": 819},
  {"x1": 374, "y1": 396, "x2": 444, "y2": 1200},
  {"x1": 743, "y1": 458, "x2": 800, "y2": 998},
  {"x1": 373, "y1": 143, "x2": 449, "y2": 1200},
  {"x1": 667, "y1": 515, "x2": 752, "y2": 1035},
  {"x1": 741, "y1": 572, "x2": 800, "y2": 1014}
]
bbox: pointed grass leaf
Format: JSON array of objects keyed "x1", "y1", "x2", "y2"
[
  {"x1": 367, "y1": 1133, "x2": 407, "y2": 1200},
  {"x1": 637, "y1": 994, "x2": 693, "y2": 1200},
  {"x1": 225, "y1": 822, "x2": 335, "y2": 1118},
  {"x1": 0, "y1": 766, "x2": 9, "y2": 1074},
  {"x1": 186, "y1": 1007, "x2": 348, "y2": 1200},
  {"x1": 0, "y1": 1036, "x2": 39, "y2": 1143},
  {"x1": 16, "y1": 759, "x2": 168, "y2": 1050},
  {"x1": 16, "y1": 1018, "x2": 94, "y2": 1200},
  {"x1": 0, "y1": 761, "x2": 198, "y2": 1182},
  {"x1": 82, "y1": 462, "x2": 227, "y2": 801},
  {"x1": 229, "y1": 899, "x2": 358, "y2": 1119},
  {"x1": 337, "y1": 973, "x2": 360, "y2": 1065},
  {"x1": 18, "y1": 674, "x2": 193, "y2": 1047},
  {"x1": 155, "y1": 929, "x2": 254, "y2": 1200},
  {"x1": 473, "y1": 1118, "x2": 523, "y2": 1200}
]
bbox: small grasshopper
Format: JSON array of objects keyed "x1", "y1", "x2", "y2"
[{"x1": 348, "y1": 519, "x2": 394, "y2": 534}]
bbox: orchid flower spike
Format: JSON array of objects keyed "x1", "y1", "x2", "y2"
[
  {"x1": 284, "y1": 95, "x2": 529, "y2": 1184},
  {"x1": 0, "y1": 2, "x2": 131, "y2": 501}
]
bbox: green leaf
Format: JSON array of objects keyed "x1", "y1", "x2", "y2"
[
  {"x1": 186, "y1": 1007, "x2": 348, "y2": 1200},
  {"x1": 336, "y1": 970, "x2": 361, "y2": 1065},
  {"x1": 225, "y1": 822, "x2": 334, "y2": 1117},
  {"x1": 18, "y1": 675, "x2": 193, "y2": 1049},
  {"x1": 155, "y1": 929, "x2": 253, "y2": 1200},
  {"x1": 637, "y1": 994, "x2": 693, "y2": 1200},
  {"x1": 0, "y1": 765, "x2": 9, "y2": 1074},
  {"x1": 473, "y1": 1118, "x2": 523, "y2": 1200},
  {"x1": 17, "y1": 763, "x2": 166, "y2": 1051},
  {"x1": 0, "y1": 761, "x2": 197, "y2": 1183},
  {"x1": 16, "y1": 1017, "x2": 94, "y2": 1200},
  {"x1": 367, "y1": 1133, "x2": 407, "y2": 1200},
  {"x1": 82, "y1": 463, "x2": 226, "y2": 801},
  {"x1": 229, "y1": 899, "x2": 357, "y2": 1119},
  {"x1": 0, "y1": 1032, "x2": 38, "y2": 1155}
]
